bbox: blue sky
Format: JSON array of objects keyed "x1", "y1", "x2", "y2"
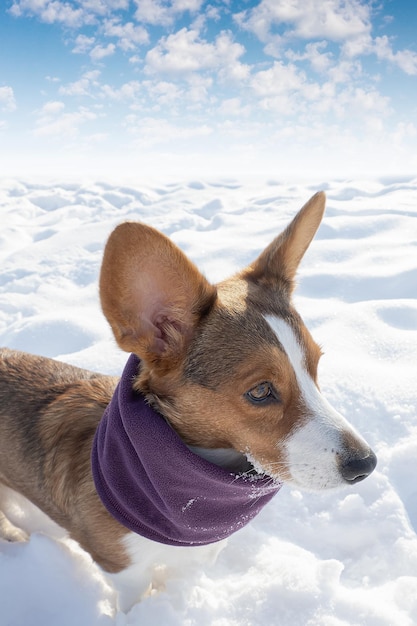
[{"x1": 0, "y1": 0, "x2": 416, "y2": 179}]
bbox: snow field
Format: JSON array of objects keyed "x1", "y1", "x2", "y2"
[{"x1": 0, "y1": 176, "x2": 416, "y2": 625}]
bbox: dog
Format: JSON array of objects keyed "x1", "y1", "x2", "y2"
[{"x1": 0, "y1": 191, "x2": 377, "y2": 611}]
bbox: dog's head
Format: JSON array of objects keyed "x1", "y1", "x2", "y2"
[{"x1": 100, "y1": 192, "x2": 376, "y2": 490}]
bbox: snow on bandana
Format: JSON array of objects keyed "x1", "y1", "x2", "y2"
[{"x1": 91, "y1": 354, "x2": 282, "y2": 546}]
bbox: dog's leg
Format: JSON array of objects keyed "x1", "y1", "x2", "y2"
[
  {"x1": 0, "y1": 509, "x2": 28, "y2": 542},
  {"x1": 0, "y1": 487, "x2": 28, "y2": 542},
  {"x1": 108, "y1": 566, "x2": 154, "y2": 613}
]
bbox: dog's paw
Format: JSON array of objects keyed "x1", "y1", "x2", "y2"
[{"x1": 0, "y1": 512, "x2": 29, "y2": 543}]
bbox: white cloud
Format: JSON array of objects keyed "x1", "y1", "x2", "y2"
[
  {"x1": 373, "y1": 36, "x2": 417, "y2": 76},
  {"x1": 191, "y1": 4, "x2": 221, "y2": 31},
  {"x1": 34, "y1": 106, "x2": 97, "y2": 137},
  {"x1": 71, "y1": 20, "x2": 148, "y2": 57},
  {"x1": 138, "y1": 74, "x2": 212, "y2": 113},
  {"x1": 327, "y1": 58, "x2": 362, "y2": 84},
  {"x1": 286, "y1": 41, "x2": 333, "y2": 73},
  {"x1": 172, "y1": 0, "x2": 202, "y2": 11},
  {"x1": 184, "y1": 74, "x2": 212, "y2": 104},
  {"x1": 251, "y1": 61, "x2": 307, "y2": 97},
  {"x1": 40, "y1": 100, "x2": 65, "y2": 115},
  {"x1": 103, "y1": 18, "x2": 148, "y2": 51},
  {"x1": 323, "y1": 84, "x2": 391, "y2": 125},
  {"x1": 72, "y1": 34, "x2": 96, "y2": 54},
  {"x1": 9, "y1": 0, "x2": 86, "y2": 27},
  {"x1": 145, "y1": 28, "x2": 249, "y2": 83},
  {"x1": 236, "y1": 0, "x2": 371, "y2": 45},
  {"x1": 100, "y1": 80, "x2": 141, "y2": 101},
  {"x1": 90, "y1": 42, "x2": 116, "y2": 62},
  {"x1": 0, "y1": 86, "x2": 17, "y2": 112},
  {"x1": 330, "y1": 86, "x2": 391, "y2": 124},
  {"x1": 249, "y1": 56, "x2": 392, "y2": 129},
  {"x1": 133, "y1": 0, "x2": 203, "y2": 26},
  {"x1": 133, "y1": 0, "x2": 170, "y2": 26},
  {"x1": 341, "y1": 32, "x2": 372, "y2": 57},
  {"x1": 142, "y1": 80, "x2": 183, "y2": 106},
  {"x1": 341, "y1": 27, "x2": 417, "y2": 76},
  {"x1": 249, "y1": 61, "x2": 311, "y2": 115},
  {"x1": 219, "y1": 98, "x2": 251, "y2": 118},
  {"x1": 8, "y1": 0, "x2": 130, "y2": 27},
  {"x1": 59, "y1": 70, "x2": 101, "y2": 97},
  {"x1": 79, "y1": 0, "x2": 129, "y2": 14},
  {"x1": 145, "y1": 28, "x2": 210, "y2": 74},
  {"x1": 59, "y1": 71, "x2": 142, "y2": 104}
]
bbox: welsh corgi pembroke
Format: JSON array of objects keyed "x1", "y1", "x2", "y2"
[{"x1": 0, "y1": 191, "x2": 376, "y2": 611}]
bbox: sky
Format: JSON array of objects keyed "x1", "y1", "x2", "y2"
[{"x1": 0, "y1": 0, "x2": 416, "y2": 180}]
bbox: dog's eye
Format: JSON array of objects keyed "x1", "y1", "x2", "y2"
[{"x1": 246, "y1": 382, "x2": 278, "y2": 405}]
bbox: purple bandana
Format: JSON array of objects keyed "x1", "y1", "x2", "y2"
[{"x1": 91, "y1": 354, "x2": 281, "y2": 547}]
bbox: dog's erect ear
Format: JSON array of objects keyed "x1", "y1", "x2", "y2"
[
  {"x1": 244, "y1": 191, "x2": 326, "y2": 291},
  {"x1": 100, "y1": 222, "x2": 216, "y2": 366}
]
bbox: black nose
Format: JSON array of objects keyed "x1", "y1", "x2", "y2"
[{"x1": 341, "y1": 450, "x2": 377, "y2": 484}]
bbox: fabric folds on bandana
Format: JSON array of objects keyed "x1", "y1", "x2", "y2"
[{"x1": 91, "y1": 354, "x2": 281, "y2": 547}]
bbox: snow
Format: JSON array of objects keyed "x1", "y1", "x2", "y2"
[{"x1": 1, "y1": 175, "x2": 416, "y2": 625}]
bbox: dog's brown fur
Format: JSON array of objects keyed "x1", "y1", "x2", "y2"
[{"x1": 0, "y1": 350, "x2": 129, "y2": 571}]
